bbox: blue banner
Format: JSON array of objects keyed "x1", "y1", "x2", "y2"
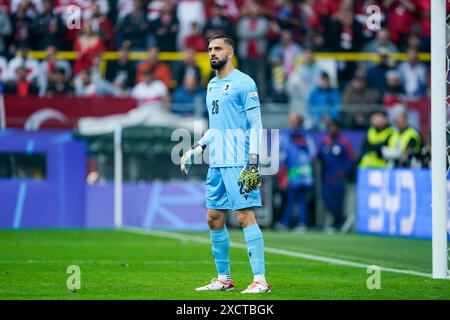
[{"x1": 356, "y1": 169, "x2": 450, "y2": 239}]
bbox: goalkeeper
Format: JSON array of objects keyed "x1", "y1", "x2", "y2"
[{"x1": 180, "y1": 33, "x2": 271, "y2": 294}]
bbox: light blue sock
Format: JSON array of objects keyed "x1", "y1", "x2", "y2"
[
  {"x1": 243, "y1": 224, "x2": 265, "y2": 275},
  {"x1": 210, "y1": 227, "x2": 230, "y2": 276}
]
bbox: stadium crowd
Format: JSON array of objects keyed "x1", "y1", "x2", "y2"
[
  {"x1": 0, "y1": 0, "x2": 432, "y2": 131},
  {"x1": 0, "y1": 0, "x2": 437, "y2": 232},
  {"x1": 275, "y1": 107, "x2": 429, "y2": 232}
]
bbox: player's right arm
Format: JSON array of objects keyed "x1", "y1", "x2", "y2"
[
  {"x1": 180, "y1": 130, "x2": 212, "y2": 175},
  {"x1": 181, "y1": 79, "x2": 214, "y2": 175}
]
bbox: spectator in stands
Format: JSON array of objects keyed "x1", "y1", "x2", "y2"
[
  {"x1": 117, "y1": 0, "x2": 134, "y2": 23},
  {"x1": 0, "y1": 6, "x2": 11, "y2": 55},
  {"x1": 326, "y1": 1, "x2": 364, "y2": 86},
  {"x1": 78, "y1": 0, "x2": 110, "y2": 21},
  {"x1": 361, "y1": 28, "x2": 398, "y2": 54},
  {"x1": 105, "y1": 46, "x2": 136, "y2": 90},
  {"x1": 352, "y1": 0, "x2": 386, "y2": 44},
  {"x1": 309, "y1": 31, "x2": 330, "y2": 52},
  {"x1": 10, "y1": 1, "x2": 34, "y2": 50},
  {"x1": 119, "y1": 0, "x2": 151, "y2": 51},
  {"x1": 317, "y1": 119, "x2": 354, "y2": 231},
  {"x1": 203, "y1": 3, "x2": 235, "y2": 42},
  {"x1": 306, "y1": 0, "x2": 339, "y2": 33},
  {"x1": 384, "y1": 70, "x2": 405, "y2": 97},
  {"x1": 5, "y1": 66, "x2": 39, "y2": 97},
  {"x1": 131, "y1": 69, "x2": 169, "y2": 108},
  {"x1": 307, "y1": 71, "x2": 341, "y2": 130},
  {"x1": 32, "y1": 0, "x2": 65, "y2": 50},
  {"x1": 53, "y1": 1, "x2": 78, "y2": 50},
  {"x1": 286, "y1": 48, "x2": 322, "y2": 123},
  {"x1": 358, "y1": 110, "x2": 394, "y2": 168},
  {"x1": 147, "y1": 0, "x2": 166, "y2": 22},
  {"x1": 268, "y1": 58, "x2": 288, "y2": 103},
  {"x1": 276, "y1": 0, "x2": 303, "y2": 41},
  {"x1": 406, "y1": 33, "x2": 423, "y2": 52},
  {"x1": 37, "y1": 45, "x2": 71, "y2": 96},
  {"x1": 176, "y1": 0, "x2": 206, "y2": 50},
  {"x1": 74, "y1": 68, "x2": 97, "y2": 96},
  {"x1": 266, "y1": 17, "x2": 282, "y2": 49},
  {"x1": 89, "y1": 0, "x2": 115, "y2": 50},
  {"x1": 174, "y1": 47, "x2": 201, "y2": 88},
  {"x1": 236, "y1": 0, "x2": 268, "y2": 100},
  {"x1": 73, "y1": 21, "x2": 105, "y2": 75},
  {"x1": 45, "y1": 67, "x2": 73, "y2": 97},
  {"x1": 150, "y1": 1, "x2": 179, "y2": 52},
  {"x1": 269, "y1": 29, "x2": 302, "y2": 79},
  {"x1": 268, "y1": 29, "x2": 302, "y2": 103},
  {"x1": 183, "y1": 22, "x2": 207, "y2": 52},
  {"x1": 136, "y1": 46, "x2": 171, "y2": 88},
  {"x1": 172, "y1": 73, "x2": 205, "y2": 116},
  {"x1": 384, "y1": 0, "x2": 417, "y2": 49},
  {"x1": 366, "y1": 47, "x2": 393, "y2": 96},
  {"x1": 342, "y1": 75, "x2": 380, "y2": 129},
  {"x1": 326, "y1": 1, "x2": 363, "y2": 52},
  {"x1": 11, "y1": 0, "x2": 43, "y2": 18},
  {"x1": 276, "y1": 112, "x2": 315, "y2": 232},
  {"x1": 382, "y1": 70, "x2": 406, "y2": 110},
  {"x1": 6, "y1": 45, "x2": 39, "y2": 82},
  {"x1": 74, "y1": 68, "x2": 117, "y2": 97},
  {"x1": 207, "y1": 0, "x2": 242, "y2": 23},
  {"x1": 416, "y1": 0, "x2": 431, "y2": 51},
  {"x1": 386, "y1": 111, "x2": 421, "y2": 168},
  {"x1": 398, "y1": 48, "x2": 427, "y2": 100}
]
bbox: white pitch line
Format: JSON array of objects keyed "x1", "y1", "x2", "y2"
[
  {"x1": 0, "y1": 260, "x2": 307, "y2": 266},
  {"x1": 123, "y1": 227, "x2": 434, "y2": 279}
]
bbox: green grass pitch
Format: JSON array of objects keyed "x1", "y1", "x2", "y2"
[{"x1": 0, "y1": 229, "x2": 449, "y2": 299}]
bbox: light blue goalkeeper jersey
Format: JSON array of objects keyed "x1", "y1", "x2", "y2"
[{"x1": 199, "y1": 69, "x2": 262, "y2": 168}]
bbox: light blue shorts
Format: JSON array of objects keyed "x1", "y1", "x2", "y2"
[{"x1": 205, "y1": 166, "x2": 262, "y2": 211}]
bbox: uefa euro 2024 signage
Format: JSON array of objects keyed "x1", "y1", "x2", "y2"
[{"x1": 357, "y1": 169, "x2": 450, "y2": 239}]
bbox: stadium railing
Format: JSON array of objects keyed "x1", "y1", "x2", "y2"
[{"x1": 26, "y1": 50, "x2": 431, "y2": 88}]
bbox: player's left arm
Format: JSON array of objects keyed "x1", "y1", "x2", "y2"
[{"x1": 238, "y1": 80, "x2": 263, "y2": 191}]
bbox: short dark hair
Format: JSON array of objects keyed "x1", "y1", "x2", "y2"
[
  {"x1": 327, "y1": 118, "x2": 341, "y2": 128},
  {"x1": 208, "y1": 33, "x2": 235, "y2": 50},
  {"x1": 371, "y1": 110, "x2": 388, "y2": 118},
  {"x1": 320, "y1": 71, "x2": 330, "y2": 80},
  {"x1": 56, "y1": 68, "x2": 66, "y2": 76}
]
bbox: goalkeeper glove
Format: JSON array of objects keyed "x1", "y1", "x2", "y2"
[
  {"x1": 180, "y1": 143, "x2": 204, "y2": 175},
  {"x1": 238, "y1": 154, "x2": 261, "y2": 192}
]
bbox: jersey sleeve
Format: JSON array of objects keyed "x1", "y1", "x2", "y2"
[
  {"x1": 240, "y1": 78, "x2": 263, "y2": 156},
  {"x1": 197, "y1": 129, "x2": 212, "y2": 147},
  {"x1": 239, "y1": 79, "x2": 260, "y2": 112}
]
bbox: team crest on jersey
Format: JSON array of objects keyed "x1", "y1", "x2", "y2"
[{"x1": 223, "y1": 83, "x2": 231, "y2": 93}]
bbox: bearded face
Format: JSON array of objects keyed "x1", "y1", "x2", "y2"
[
  {"x1": 210, "y1": 55, "x2": 228, "y2": 70},
  {"x1": 208, "y1": 38, "x2": 233, "y2": 72}
]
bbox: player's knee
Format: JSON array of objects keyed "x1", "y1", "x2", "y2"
[
  {"x1": 235, "y1": 214, "x2": 246, "y2": 227},
  {"x1": 235, "y1": 212, "x2": 252, "y2": 227},
  {"x1": 207, "y1": 212, "x2": 225, "y2": 230},
  {"x1": 235, "y1": 208, "x2": 257, "y2": 227}
]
